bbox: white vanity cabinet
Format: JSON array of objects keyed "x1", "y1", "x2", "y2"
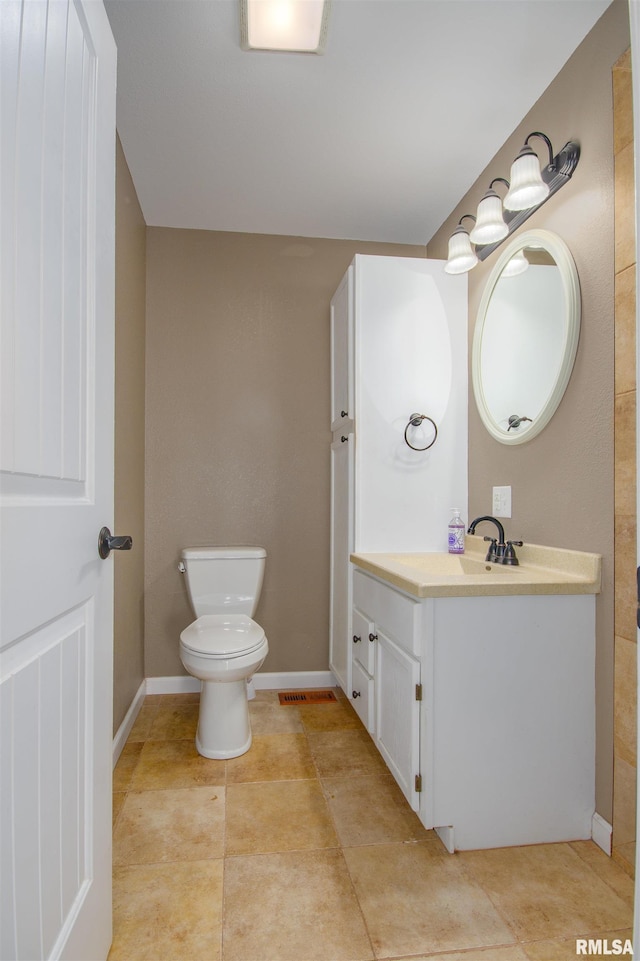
[
  {"x1": 352, "y1": 570, "x2": 422, "y2": 812},
  {"x1": 329, "y1": 255, "x2": 467, "y2": 699},
  {"x1": 350, "y1": 560, "x2": 598, "y2": 852}
]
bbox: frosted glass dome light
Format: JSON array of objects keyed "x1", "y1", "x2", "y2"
[
  {"x1": 504, "y1": 145, "x2": 550, "y2": 211},
  {"x1": 445, "y1": 224, "x2": 478, "y2": 275},
  {"x1": 470, "y1": 188, "x2": 509, "y2": 245}
]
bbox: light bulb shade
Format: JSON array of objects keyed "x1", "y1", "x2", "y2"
[
  {"x1": 504, "y1": 146, "x2": 550, "y2": 211},
  {"x1": 241, "y1": 0, "x2": 330, "y2": 53},
  {"x1": 469, "y1": 189, "x2": 508, "y2": 245},
  {"x1": 501, "y1": 250, "x2": 529, "y2": 277},
  {"x1": 444, "y1": 226, "x2": 478, "y2": 274}
]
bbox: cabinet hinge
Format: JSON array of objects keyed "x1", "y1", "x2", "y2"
[
  {"x1": 415, "y1": 774, "x2": 422, "y2": 793},
  {"x1": 415, "y1": 683, "x2": 422, "y2": 701}
]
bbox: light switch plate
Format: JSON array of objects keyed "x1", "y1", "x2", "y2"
[{"x1": 492, "y1": 486, "x2": 512, "y2": 518}]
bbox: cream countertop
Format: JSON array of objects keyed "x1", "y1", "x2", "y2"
[{"x1": 350, "y1": 535, "x2": 601, "y2": 599}]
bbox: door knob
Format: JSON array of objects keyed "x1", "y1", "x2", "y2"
[{"x1": 98, "y1": 526, "x2": 133, "y2": 559}]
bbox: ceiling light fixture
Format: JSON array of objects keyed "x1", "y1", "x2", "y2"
[
  {"x1": 240, "y1": 0, "x2": 331, "y2": 53},
  {"x1": 445, "y1": 131, "x2": 580, "y2": 274}
]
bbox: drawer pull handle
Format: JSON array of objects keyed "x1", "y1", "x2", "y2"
[
  {"x1": 353, "y1": 634, "x2": 361, "y2": 644},
  {"x1": 352, "y1": 690, "x2": 361, "y2": 699},
  {"x1": 368, "y1": 633, "x2": 377, "y2": 642}
]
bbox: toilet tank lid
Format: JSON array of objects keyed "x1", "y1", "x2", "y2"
[{"x1": 181, "y1": 546, "x2": 266, "y2": 561}]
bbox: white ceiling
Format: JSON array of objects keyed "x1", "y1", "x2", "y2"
[{"x1": 105, "y1": 0, "x2": 612, "y2": 246}]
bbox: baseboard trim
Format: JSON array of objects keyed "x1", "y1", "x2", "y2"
[
  {"x1": 112, "y1": 680, "x2": 146, "y2": 768},
  {"x1": 145, "y1": 675, "x2": 201, "y2": 695},
  {"x1": 143, "y1": 670, "x2": 336, "y2": 696},
  {"x1": 591, "y1": 812, "x2": 612, "y2": 855},
  {"x1": 253, "y1": 670, "x2": 337, "y2": 690}
]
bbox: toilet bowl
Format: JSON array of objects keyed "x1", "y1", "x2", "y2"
[
  {"x1": 180, "y1": 615, "x2": 268, "y2": 758},
  {"x1": 178, "y1": 547, "x2": 268, "y2": 759}
]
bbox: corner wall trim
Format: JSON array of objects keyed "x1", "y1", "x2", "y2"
[
  {"x1": 112, "y1": 679, "x2": 146, "y2": 768},
  {"x1": 591, "y1": 812, "x2": 612, "y2": 855}
]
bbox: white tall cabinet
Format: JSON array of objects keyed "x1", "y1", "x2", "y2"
[{"x1": 329, "y1": 255, "x2": 468, "y2": 702}]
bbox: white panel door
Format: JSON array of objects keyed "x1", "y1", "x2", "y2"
[{"x1": 0, "y1": 2, "x2": 117, "y2": 959}]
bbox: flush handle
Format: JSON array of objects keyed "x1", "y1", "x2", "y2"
[{"x1": 98, "y1": 526, "x2": 133, "y2": 559}]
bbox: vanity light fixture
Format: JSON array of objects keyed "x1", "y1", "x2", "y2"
[
  {"x1": 469, "y1": 178, "x2": 510, "y2": 245},
  {"x1": 240, "y1": 0, "x2": 331, "y2": 53},
  {"x1": 444, "y1": 215, "x2": 478, "y2": 275},
  {"x1": 444, "y1": 131, "x2": 580, "y2": 274}
]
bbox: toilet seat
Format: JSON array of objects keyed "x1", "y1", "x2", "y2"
[{"x1": 180, "y1": 614, "x2": 266, "y2": 658}]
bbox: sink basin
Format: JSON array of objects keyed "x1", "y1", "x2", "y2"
[{"x1": 398, "y1": 553, "x2": 522, "y2": 576}]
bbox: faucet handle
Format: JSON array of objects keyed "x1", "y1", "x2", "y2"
[
  {"x1": 483, "y1": 536, "x2": 498, "y2": 562},
  {"x1": 503, "y1": 540, "x2": 523, "y2": 566}
]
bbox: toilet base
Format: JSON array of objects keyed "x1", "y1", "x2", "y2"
[
  {"x1": 195, "y1": 677, "x2": 253, "y2": 759},
  {"x1": 196, "y1": 728, "x2": 252, "y2": 760}
]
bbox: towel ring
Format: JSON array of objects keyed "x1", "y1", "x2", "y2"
[{"x1": 404, "y1": 413, "x2": 438, "y2": 451}]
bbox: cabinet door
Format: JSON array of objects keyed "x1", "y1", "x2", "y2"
[
  {"x1": 330, "y1": 266, "x2": 354, "y2": 431},
  {"x1": 352, "y1": 607, "x2": 375, "y2": 675},
  {"x1": 329, "y1": 432, "x2": 354, "y2": 694},
  {"x1": 351, "y1": 658, "x2": 375, "y2": 733},
  {"x1": 376, "y1": 629, "x2": 421, "y2": 811}
]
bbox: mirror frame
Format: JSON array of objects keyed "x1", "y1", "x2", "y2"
[{"x1": 472, "y1": 229, "x2": 581, "y2": 445}]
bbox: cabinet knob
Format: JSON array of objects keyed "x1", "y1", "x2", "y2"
[
  {"x1": 341, "y1": 410, "x2": 348, "y2": 418},
  {"x1": 352, "y1": 690, "x2": 361, "y2": 699},
  {"x1": 368, "y1": 633, "x2": 377, "y2": 642},
  {"x1": 352, "y1": 634, "x2": 361, "y2": 644},
  {"x1": 341, "y1": 435, "x2": 348, "y2": 443}
]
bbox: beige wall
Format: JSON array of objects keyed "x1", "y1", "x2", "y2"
[
  {"x1": 427, "y1": 0, "x2": 630, "y2": 822},
  {"x1": 113, "y1": 138, "x2": 146, "y2": 733},
  {"x1": 144, "y1": 231, "x2": 423, "y2": 678}
]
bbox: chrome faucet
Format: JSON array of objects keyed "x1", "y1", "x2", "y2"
[{"x1": 467, "y1": 515, "x2": 523, "y2": 565}]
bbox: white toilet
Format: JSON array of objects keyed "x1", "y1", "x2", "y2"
[{"x1": 178, "y1": 546, "x2": 269, "y2": 759}]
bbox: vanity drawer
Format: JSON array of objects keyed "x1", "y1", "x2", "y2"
[
  {"x1": 350, "y1": 658, "x2": 374, "y2": 733},
  {"x1": 352, "y1": 607, "x2": 376, "y2": 675},
  {"x1": 352, "y1": 570, "x2": 422, "y2": 656}
]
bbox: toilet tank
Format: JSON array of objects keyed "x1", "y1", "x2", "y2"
[{"x1": 180, "y1": 546, "x2": 266, "y2": 617}]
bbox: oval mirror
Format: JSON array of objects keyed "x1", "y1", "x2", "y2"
[{"x1": 472, "y1": 229, "x2": 580, "y2": 445}]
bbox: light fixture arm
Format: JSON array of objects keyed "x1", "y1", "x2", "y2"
[
  {"x1": 489, "y1": 177, "x2": 509, "y2": 193},
  {"x1": 525, "y1": 132, "x2": 555, "y2": 170}
]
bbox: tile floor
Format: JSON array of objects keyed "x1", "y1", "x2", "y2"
[{"x1": 109, "y1": 690, "x2": 634, "y2": 961}]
